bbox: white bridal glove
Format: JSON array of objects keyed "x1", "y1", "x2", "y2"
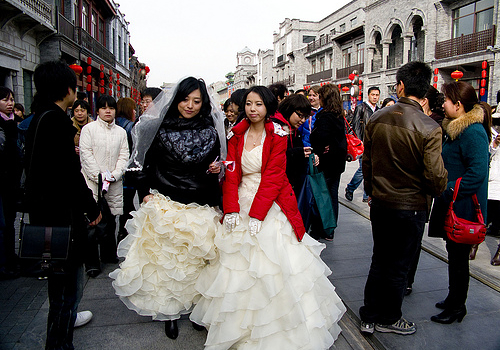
[
  {"x1": 224, "y1": 213, "x2": 240, "y2": 232},
  {"x1": 249, "y1": 218, "x2": 262, "y2": 236}
]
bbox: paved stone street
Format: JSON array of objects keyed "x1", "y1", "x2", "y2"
[{"x1": 1, "y1": 161, "x2": 500, "y2": 350}]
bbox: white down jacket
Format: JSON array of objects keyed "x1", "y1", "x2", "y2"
[
  {"x1": 80, "y1": 117, "x2": 129, "y2": 215},
  {"x1": 489, "y1": 127, "x2": 500, "y2": 201}
]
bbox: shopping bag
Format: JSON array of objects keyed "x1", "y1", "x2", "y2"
[
  {"x1": 344, "y1": 116, "x2": 364, "y2": 161},
  {"x1": 307, "y1": 154, "x2": 337, "y2": 234},
  {"x1": 297, "y1": 175, "x2": 315, "y2": 230}
]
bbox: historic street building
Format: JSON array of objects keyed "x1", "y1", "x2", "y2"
[
  {"x1": 233, "y1": 0, "x2": 499, "y2": 106},
  {"x1": 0, "y1": 0, "x2": 147, "y2": 113}
]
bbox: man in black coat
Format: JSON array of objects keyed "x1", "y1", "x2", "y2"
[{"x1": 24, "y1": 61, "x2": 101, "y2": 350}]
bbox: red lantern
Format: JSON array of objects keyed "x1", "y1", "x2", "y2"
[
  {"x1": 109, "y1": 69, "x2": 113, "y2": 76},
  {"x1": 100, "y1": 64, "x2": 104, "y2": 71},
  {"x1": 145, "y1": 66, "x2": 150, "y2": 74},
  {"x1": 100, "y1": 72, "x2": 104, "y2": 79},
  {"x1": 450, "y1": 70, "x2": 463, "y2": 81},
  {"x1": 116, "y1": 80, "x2": 120, "y2": 85},
  {"x1": 434, "y1": 68, "x2": 439, "y2": 75},
  {"x1": 86, "y1": 66, "x2": 92, "y2": 74},
  {"x1": 341, "y1": 86, "x2": 349, "y2": 92},
  {"x1": 117, "y1": 86, "x2": 120, "y2": 91},
  {"x1": 433, "y1": 76, "x2": 438, "y2": 82},
  {"x1": 481, "y1": 70, "x2": 487, "y2": 78},
  {"x1": 86, "y1": 84, "x2": 91, "y2": 92},
  {"x1": 482, "y1": 61, "x2": 488, "y2": 70},
  {"x1": 358, "y1": 95, "x2": 362, "y2": 101},
  {"x1": 69, "y1": 64, "x2": 83, "y2": 75},
  {"x1": 348, "y1": 73, "x2": 355, "y2": 81},
  {"x1": 481, "y1": 79, "x2": 486, "y2": 87},
  {"x1": 100, "y1": 87, "x2": 105, "y2": 94},
  {"x1": 109, "y1": 83, "x2": 113, "y2": 88},
  {"x1": 86, "y1": 75, "x2": 92, "y2": 83},
  {"x1": 433, "y1": 83, "x2": 437, "y2": 89},
  {"x1": 117, "y1": 92, "x2": 121, "y2": 98},
  {"x1": 109, "y1": 90, "x2": 112, "y2": 96},
  {"x1": 480, "y1": 88, "x2": 485, "y2": 96},
  {"x1": 116, "y1": 73, "x2": 120, "y2": 79},
  {"x1": 359, "y1": 79, "x2": 362, "y2": 85},
  {"x1": 87, "y1": 57, "x2": 92, "y2": 65},
  {"x1": 100, "y1": 80, "x2": 104, "y2": 86}
]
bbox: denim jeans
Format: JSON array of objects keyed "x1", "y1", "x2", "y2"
[
  {"x1": 46, "y1": 265, "x2": 84, "y2": 350},
  {"x1": 346, "y1": 158, "x2": 368, "y2": 200},
  {"x1": 359, "y1": 202, "x2": 426, "y2": 325}
]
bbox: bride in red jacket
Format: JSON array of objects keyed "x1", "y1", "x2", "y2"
[{"x1": 191, "y1": 86, "x2": 346, "y2": 350}]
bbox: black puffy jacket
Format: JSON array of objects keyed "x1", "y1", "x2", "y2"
[{"x1": 136, "y1": 114, "x2": 221, "y2": 207}]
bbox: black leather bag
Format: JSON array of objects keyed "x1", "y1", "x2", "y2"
[
  {"x1": 19, "y1": 224, "x2": 71, "y2": 270},
  {"x1": 18, "y1": 110, "x2": 72, "y2": 271}
]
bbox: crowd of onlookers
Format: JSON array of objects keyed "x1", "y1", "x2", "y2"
[{"x1": 1, "y1": 59, "x2": 500, "y2": 348}]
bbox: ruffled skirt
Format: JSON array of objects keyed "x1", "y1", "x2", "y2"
[
  {"x1": 190, "y1": 195, "x2": 346, "y2": 349},
  {"x1": 109, "y1": 192, "x2": 220, "y2": 320}
]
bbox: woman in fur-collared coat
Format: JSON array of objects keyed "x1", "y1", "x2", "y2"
[{"x1": 428, "y1": 81, "x2": 490, "y2": 325}]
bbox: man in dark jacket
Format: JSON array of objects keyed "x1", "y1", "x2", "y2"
[
  {"x1": 24, "y1": 61, "x2": 101, "y2": 350},
  {"x1": 345, "y1": 86, "x2": 379, "y2": 202},
  {"x1": 359, "y1": 62, "x2": 447, "y2": 335}
]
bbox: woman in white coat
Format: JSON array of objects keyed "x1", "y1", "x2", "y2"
[{"x1": 80, "y1": 95, "x2": 129, "y2": 277}]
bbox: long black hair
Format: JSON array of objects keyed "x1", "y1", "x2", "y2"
[{"x1": 165, "y1": 77, "x2": 211, "y2": 120}]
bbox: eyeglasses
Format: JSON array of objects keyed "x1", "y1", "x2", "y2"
[{"x1": 393, "y1": 81, "x2": 400, "y2": 91}]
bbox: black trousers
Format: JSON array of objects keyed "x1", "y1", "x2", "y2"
[
  {"x1": 487, "y1": 199, "x2": 500, "y2": 235},
  {"x1": 359, "y1": 203, "x2": 426, "y2": 324},
  {"x1": 85, "y1": 200, "x2": 117, "y2": 270},
  {"x1": 46, "y1": 265, "x2": 84, "y2": 350},
  {"x1": 444, "y1": 239, "x2": 471, "y2": 309}
]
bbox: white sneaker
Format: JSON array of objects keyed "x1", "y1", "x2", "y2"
[{"x1": 74, "y1": 310, "x2": 93, "y2": 327}]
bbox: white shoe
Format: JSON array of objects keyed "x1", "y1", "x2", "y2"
[{"x1": 74, "y1": 310, "x2": 93, "y2": 327}]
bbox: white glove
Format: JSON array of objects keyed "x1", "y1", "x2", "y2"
[
  {"x1": 249, "y1": 218, "x2": 262, "y2": 236},
  {"x1": 224, "y1": 213, "x2": 240, "y2": 232}
]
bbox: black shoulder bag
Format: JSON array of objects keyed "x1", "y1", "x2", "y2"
[{"x1": 18, "y1": 111, "x2": 72, "y2": 271}]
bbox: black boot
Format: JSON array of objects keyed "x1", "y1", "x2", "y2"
[
  {"x1": 165, "y1": 320, "x2": 178, "y2": 339},
  {"x1": 431, "y1": 306, "x2": 466, "y2": 324}
]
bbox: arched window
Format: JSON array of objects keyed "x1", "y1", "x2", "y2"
[
  {"x1": 388, "y1": 26, "x2": 403, "y2": 69},
  {"x1": 410, "y1": 17, "x2": 425, "y2": 62},
  {"x1": 372, "y1": 32, "x2": 383, "y2": 72}
]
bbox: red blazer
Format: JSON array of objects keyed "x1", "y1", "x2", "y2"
[{"x1": 223, "y1": 118, "x2": 306, "y2": 241}]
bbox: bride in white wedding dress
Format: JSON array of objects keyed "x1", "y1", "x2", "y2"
[{"x1": 190, "y1": 86, "x2": 346, "y2": 350}]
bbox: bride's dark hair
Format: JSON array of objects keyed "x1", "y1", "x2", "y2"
[{"x1": 165, "y1": 77, "x2": 211, "y2": 120}]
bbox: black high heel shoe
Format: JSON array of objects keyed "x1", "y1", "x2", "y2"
[
  {"x1": 191, "y1": 321, "x2": 205, "y2": 331},
  {"x1": 165, "y1": 320, "x2": 178, "y2": 339},
  {"x1": 430, "y1": 306, "x2": 466, "y2": 324},
  {"x1": 435, "y1": 300, "x2": 447, "y2": 309}
]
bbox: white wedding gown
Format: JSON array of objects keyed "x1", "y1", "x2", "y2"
[
  {"x1": 109, "y1": 192, "x2": 221, "y2": 320},
  {"x1": 191, "y1": 142, "x2": 346, "y2": 350}
]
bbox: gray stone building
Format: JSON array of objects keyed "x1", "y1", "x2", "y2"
[
  {"x1": 0, "y1": 0, "x2": 144, "y2": 114},
  {"x1": 239, "y1": 0, "x2": 499, "y2": 106}
]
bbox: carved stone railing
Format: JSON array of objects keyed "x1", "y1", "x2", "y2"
[{"x1": 19, "y1": 0, "x2": 52, "y2": 23}]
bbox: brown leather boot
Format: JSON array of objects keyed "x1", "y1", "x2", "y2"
[
  {"x1": 491, "y1": 244, "x2": 500, "y2": 266},
  {"x1": 469, "y1": 244, "x2": 479, "y2": 260}
]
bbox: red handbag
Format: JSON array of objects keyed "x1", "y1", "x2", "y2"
[
  {"x1": 343, "y1": 116, "x2": 364, "y2": 162},
  {"x1": 444, "y1": 177, "x2": 486, "y2": 245}
]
